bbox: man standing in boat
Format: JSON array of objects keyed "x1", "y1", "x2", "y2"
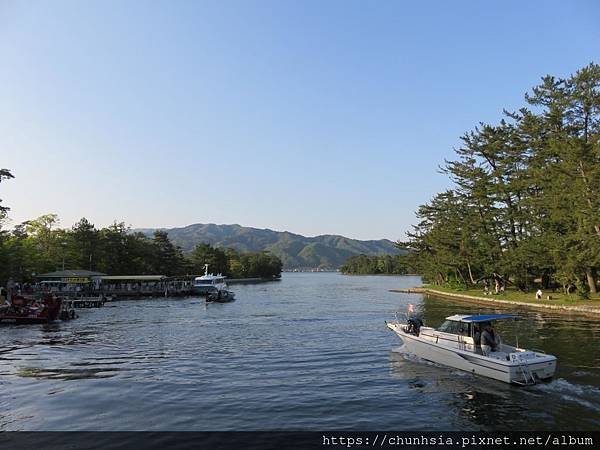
[{"x1": 480, "y1": 322, "x2": 500, "y2": 355}]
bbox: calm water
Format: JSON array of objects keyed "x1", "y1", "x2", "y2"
[{"x1": 1, "y1": 273, "x2": 599, "y2": 431}]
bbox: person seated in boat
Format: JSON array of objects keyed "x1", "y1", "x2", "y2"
[{"x1": 480, "y1": 323, "x2": 500, "y2": 355}]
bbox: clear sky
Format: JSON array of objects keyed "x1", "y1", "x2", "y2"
[{"x1": 1, "y1": 0, "x2": 598, "y2": 241}]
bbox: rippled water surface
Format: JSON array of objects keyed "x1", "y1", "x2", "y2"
[{"x1": 1, "y1": 273, "x2": 599, "y2": 430}]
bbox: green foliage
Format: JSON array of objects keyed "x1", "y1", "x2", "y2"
[
  {"x1": 188, "y1": 243, "x2": 282, "y2": 278},
  {"x1": 405, "y1": 63, "x2": 600, "y2": 295},
  {"x1": 340, "y1": 254, "x2": 409, "y2": 275},
  {"x1": 151, "y1": 230, "x2": 185, "y2": 276},
  {"x1": 189, "y1": 243, "x2": 228, "y2": 275},
  {"x1": 0, "y1": 215, "x2": 282, "y2": 284},
  {"x1": 0, "y1": 168, "x2": 15, "y2": 219}
]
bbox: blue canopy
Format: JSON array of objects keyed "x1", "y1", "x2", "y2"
[{"x1": 460, "y1": 314, "x2": 518, "y2": 323}]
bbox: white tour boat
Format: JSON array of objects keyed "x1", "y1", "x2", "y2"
[
  {"x1": 386, "y1": 313, "x2": 557, "y2": 385},
  {"x1": 192, "y1": 264, "x2": 228, "y2": 295}
]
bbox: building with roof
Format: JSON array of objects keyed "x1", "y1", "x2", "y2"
[{"x1": 37, "y1": 270, "x2": 107, "y2": 283}]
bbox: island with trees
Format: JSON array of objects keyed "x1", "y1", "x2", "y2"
[
  {"x1": 340, "y1": 254, "x2": 409, "y2": 275},
  {"x1": 402, "y1": 63, "x2": 600, "y2": 301}
]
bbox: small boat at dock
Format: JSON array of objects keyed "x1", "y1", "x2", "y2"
[
  {"x1": 0, "y1": 294, "x2": 63, "y2": 324},
  {"x1": 386, "y1": 312, "x2": 557, "y2": 385},
  {"x1": 206, "y1": 288, "x2": 236, "y2": 303}
]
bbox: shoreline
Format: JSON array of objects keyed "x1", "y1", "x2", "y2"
[
  {"x1": 390, "y1": 287, "x2": 600, "y2": 317},
  {"x1": 227, "y1": 277, "x2": 281, "y2": 285}
]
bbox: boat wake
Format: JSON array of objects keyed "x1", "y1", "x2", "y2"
[{"x1": 533, "y1": 378, "x2": 600, "y2": 412}]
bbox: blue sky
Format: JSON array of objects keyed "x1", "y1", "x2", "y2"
[{"x1": 1, "y1": 0, "x2": 598, "y2": 241}]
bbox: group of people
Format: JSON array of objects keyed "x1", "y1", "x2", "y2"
[
  {"x1": 482, "y1": 273, "x2": 506, "y2": 296},
  {"x1": 473, "y1": 322, "x2": 501, "y2": 355}
]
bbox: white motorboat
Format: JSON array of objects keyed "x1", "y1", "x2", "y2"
[
  {"x1": 386, "y1": 313, "x2": 557, "y2": 385},
  {"x1": 206, "y1": 289, "x2": 235, "y2": 303},
  {"x1": 192, "y1": 264, "x2": 228, "y2": 295}
]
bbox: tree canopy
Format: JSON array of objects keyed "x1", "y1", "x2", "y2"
[
  {"x1": 0, "y1": 168, "x2": 14, "y2": 222},
  {"x1": 340, "y1": 254, "x2": 409, "y2": 275},
  {"x1": 0, "y1": 214, "x2": 282, "y2": 284},
  {"x1": 402, "y1": 63, "x2": 600, "y2": 298}
]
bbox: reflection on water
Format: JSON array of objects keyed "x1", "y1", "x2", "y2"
[{"x1": 0, "y1": 273, "x2": 599, "y2": 431}]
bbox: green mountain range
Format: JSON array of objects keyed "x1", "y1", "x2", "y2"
[{"x1": 136, "y1": 223, "x2": 403, "y2": 269}]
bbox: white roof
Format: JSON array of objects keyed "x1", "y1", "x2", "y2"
[
  {"x1": 445, "y1": 314, "x2": 518, "y2": 323},
  {"x1": 445, "y1": 315, "x2": 471, "y2": 322},
  {"x1": 194, "y1": 274, "x2": 226, "y2": 281}
]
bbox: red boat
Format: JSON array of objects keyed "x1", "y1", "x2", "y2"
[{"x1": 0, "y1": 294, "x2": 63, "y2": 324}]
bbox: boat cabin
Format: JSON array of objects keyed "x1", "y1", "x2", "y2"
[
  {"x1": 438, "y1": 314, "x2": 516, "y2": 336},
  {"x1": 419, "y1": 313, "x2": 518, "y2": 354},
  {"x1": 193, "y1": 275, "x2": 226, "y2": 287},
  {"x1": 192, "y1": 264, "x2": 228, "y2": 293}
]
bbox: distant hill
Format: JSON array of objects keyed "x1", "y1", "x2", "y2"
[{"x1": 136, "y1": 223, "x2": 404, "y2": 269}]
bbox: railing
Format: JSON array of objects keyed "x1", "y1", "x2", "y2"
[{"x1": 512, "y1": 353, "x2": 537, "y2": 385}]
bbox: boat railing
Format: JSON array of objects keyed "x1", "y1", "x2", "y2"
[
  {"x1": 458, "y1": 336, "x2": 467, "y2": 351},
  {"x1": 512, "y1": 354, "x2": 537, "y2": 385}
]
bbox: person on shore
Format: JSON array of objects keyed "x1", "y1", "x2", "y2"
[
  {"x1": 483, "y1": 280, "x2": 490, "y2": 296},
  {"x1": 536, "y1": 289, "x2": 543, "y2": 300},
  {"x1": 480, "y1": 323, "x2": 500, "y2": 355},
  {"x1": 493, "y1": 273, "x2": 501, "y2": 294}
]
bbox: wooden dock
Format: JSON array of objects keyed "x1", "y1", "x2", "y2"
[{"x1": 63, "y1": 297, "x2": 106, "y2": 308}]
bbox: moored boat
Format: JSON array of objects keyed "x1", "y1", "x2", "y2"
[
  {"x1": 206, "y1": 288, "x2": 236, "y2": 303},
  {"x1": 386, "y1": 312, "x2": 557, "y2": 385},
  {"x1": 0, "y1": 294, "x2": 63, "y2": 324},
  {"x1": 192, "y1": 264, "x2": 228, "y2": 295}
]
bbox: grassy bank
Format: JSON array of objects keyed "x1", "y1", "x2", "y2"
[
  {"x1": 391, "y1": 285, "x2": 600, "y2": 316},
  {"x1": 429, "y1": 285, "x2": 600, "y2": 307}
]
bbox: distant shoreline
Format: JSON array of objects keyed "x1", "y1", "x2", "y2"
[
  {"x1": 228, "y1": 277, "x2": 281, "y2": 284},
  {"x1": 341, "y1": 273, "x2": 419, "y2": 276},
  {"x1": 390, "y1": 287, "x2": 600, "y2": 318}
]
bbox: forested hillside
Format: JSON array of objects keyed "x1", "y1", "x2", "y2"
[{"x1": 137, "y1": 223, "x2": 402, "y2": 269}]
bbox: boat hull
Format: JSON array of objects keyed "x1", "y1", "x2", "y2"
[
  {"x1": 206, "y1": 291, "x2": 235, "y2": 303},
  {"x1": 387, "y1": 322, "x2": 556, "y2": 384},
  {"x1": 192, "y1": 286, "x2": 213, "y2": 295},
  {"x1": 0, "y1": 316, "x2": 53, "y2": 324},
  {"x1": 0, "y1": 295, "x2": 63, "y2": 325}
]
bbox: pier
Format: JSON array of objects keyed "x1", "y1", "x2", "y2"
[
  {"x1": 63, "y1": 297, "x2": 106, "y2": 308},
  {"x1": 34, "y1": 270, "x2": 279, "y2": 300},
  {"x1": 36, "y1": 270, "x2": 194, "y2": 299}
]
